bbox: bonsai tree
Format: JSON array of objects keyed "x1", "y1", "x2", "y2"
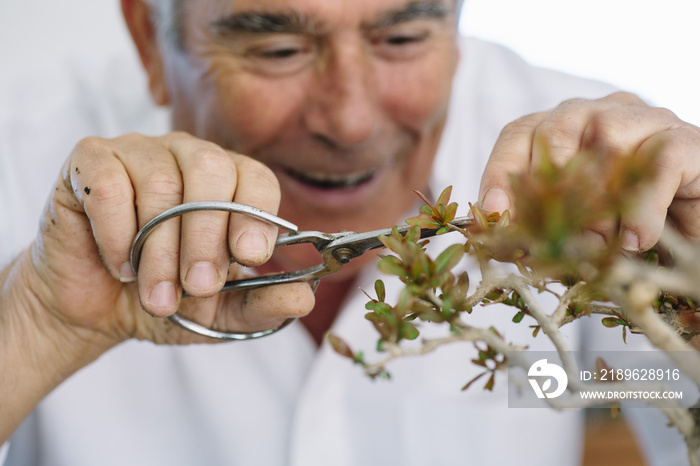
[{"x1": 329, "y1": 141, "x2": 700, "y2": 465}]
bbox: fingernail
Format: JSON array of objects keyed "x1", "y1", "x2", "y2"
[
  {"x1": 147, "y1": 281, "x2": 177, "y2": 311},
  {"x1": 184, "y1": 261, "x2": 221, "y2": 292},
  {"x1": 481, "y1": 188, "x2": 511, "y2": 213},
  {"x1": 236, "y1": 230, "x2": 269, "y2": 254},
  {"x1": 620, "y1": 229, "x2": 640, "y2": 252},
  {"x1": 119, "y1": 261, "x2": 136, "y2": 283}
]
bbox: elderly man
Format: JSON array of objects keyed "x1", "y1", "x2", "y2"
[{"x1": 1, "y1": 0, "x2": 699, "y2": 464}]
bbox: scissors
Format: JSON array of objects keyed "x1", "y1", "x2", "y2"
[{"x1": 130, "y1": 201, "x2": 473, "y2": 341}]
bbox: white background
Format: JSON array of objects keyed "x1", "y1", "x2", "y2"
[
  {"x1": 1, "y1": 0, "x2": 698, "y2": 125},
  {"x1": 460, "y1": 0, "x2": 700, "y2": 125}
]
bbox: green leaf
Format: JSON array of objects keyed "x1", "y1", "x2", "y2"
[
  {"x1": 400, "y1": 322, "x2": 420, "y2": 340},
  {"x1": 374, "y1": 279, "x2": 386, "y2": 302},
  {"x1": 378, "y1": 255, "x2": 407, "y2": 277},
  {"x1": 419, "y1": 204, "x2": 434, "y2": 216},
  {"x1": 512, "y1": 310, "x2": 525, "y2": 323},
  {"x1": 435, "y1": 244, "x2": 465, "y2": 275},
  {"x1": 366, "y1": 301, "x2": 392, "y2": 316},
  {"x1": 601, "y1": 317, "x2": 620, "y2": 328},
  {"x1": 436, "y1": 225, "x2": 451, "y2": 235}
]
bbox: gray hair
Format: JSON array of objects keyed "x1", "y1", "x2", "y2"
[{"x1": 144, "y1": 0, "x2": 183, "y2": 49}]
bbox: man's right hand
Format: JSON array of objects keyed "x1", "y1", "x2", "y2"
[{"x1": 0, "y1": 132, "x2": 315, "y2": 443}]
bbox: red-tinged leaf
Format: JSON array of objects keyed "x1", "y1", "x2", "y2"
[
  {"x1": 471, "y1": 358, "x2": 487, "y2": 368},
  {"x1": 470, "y1": 203, "x2": 489, "y2": 231},
  {"x1": 435, "y1": 243, "x2": 465, "y2": 275},
  {"x1": 484, "y1": 373, "x2": 496, "y2": 391},
  {"x1": 437, "y1": 186, "x2": 453, "y2": 206},
  {"x1": 601, "y1": 317, "x2": 620, "y2": 328},
  {"x1": 406, "y1": 216, "x2": 441, "y2": 230},
  {"x1": 374, "y1": 279, "x2": 386, "y2": 302},
  {"x1": 531, "y1": 325, "x2": 541, "y2": 337},
  {"x1": 413, "y1": 190, "x2": 433, "y2": 207},
  {"x1": 622, "y1": 326, "x2": 627, "y2": 344},
  {"x1": 327, "y1": 334, "x2": 355, "y2": 360},
  {"x1": 444, "y1": 203, "x2": 458, "y2": 223},
  {"x1": 461, "y1": 371, "x2": 487, "y2": 391}
]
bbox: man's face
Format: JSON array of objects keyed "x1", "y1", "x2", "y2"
[{"x1": 160, "y1": 0, "x2": 459, "y2": 270}]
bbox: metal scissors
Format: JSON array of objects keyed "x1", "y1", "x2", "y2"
[{"x1": 130, "y1": 201, "x2": 473, "y2": 341}]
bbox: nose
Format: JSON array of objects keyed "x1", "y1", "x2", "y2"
[{"x1": 303, "y1": 40, "x2": 379, "y2": 150}]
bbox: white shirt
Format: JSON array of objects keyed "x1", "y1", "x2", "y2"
[{"x1": 0, "y1": 37, "x2": 688, "y2": 466}]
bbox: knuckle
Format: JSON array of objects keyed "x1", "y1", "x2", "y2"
[
  {"x1": 238, "y1": 156, "x2": 280, "y2": 193},
  {"x1": 86, "y1": 175, "x2": 133, "y2": 206},
  {"x1": 558, "y1": 97, "x2": 586, "y2": 108},
  {"x1": 652, "y1": 106, "x2": 680, "y2": 125},
  {"x1": 117, "y1": 132, "x2": 148, "y2": 144},
  {"x1": 190, "y1": 145, "x2": 236, "y2": 176},
  {"x1": 142, "y1": 169, "x2": 183, "y2": 199},
  {"x1": 169, "y1": 130, "x2": 194, "y2": 139},
  {"x1": 499, "y1": 113, "x2": 540, "y2": 138},
  {"x1": 72, "y1": 136, "x2": 108, "y2": 157},
  {"x1": 607, "y1": 90, "x2": 643, "y2": 105},
  {"x1": 534, "y1": 119, "x2": 580, "y2": 153}
]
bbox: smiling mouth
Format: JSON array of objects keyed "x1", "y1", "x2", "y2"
[{"x1": 285, "y1": 168, "x2": 376, "y2": 190}]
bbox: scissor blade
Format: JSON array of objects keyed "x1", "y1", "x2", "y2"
[{"x1": 327, "y1": 215, "x2": 474, "y2": 258}]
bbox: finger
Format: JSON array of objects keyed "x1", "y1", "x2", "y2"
[
  {"x1": 479, "y1": 112, "x2": 546, "y2": 214},
  {"x1": 622, "y1": 127, "x2": 700, "y2": 250},
  {"x1": 580, "y1": 103, "x2": 680, "y2": 158},
  {"x1": 165, "y1": 134, "x2": 239, "y2": 297},
  {"x1": 531, "y1": 98, "x2": 595, "y2": 168},
  {"x1": 532, "y1": 93, "x2": 648, "y2": 167},
  {"x1": 115, "y1": 134, "x2": 185, "y2": 316},
  {"x1": 68, "y1": 137, "x2": 138, "y2": 282},
  {"x1": 228, "y1": 155, "x2": 281, "y2": 266},
  {"x1": 174, "y1": 282, "x2": 315, "y2": 335}
]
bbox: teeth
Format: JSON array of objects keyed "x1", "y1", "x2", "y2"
[{"x1": 288, "y1": 169, "x2": 375, "y2": 189}]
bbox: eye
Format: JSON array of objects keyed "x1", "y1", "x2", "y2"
[
  {"x1": 256, "y1": 46, "x2": 304, "y2": 60},
  {"x1": 384, "y1": 32, "x2": 428, "y2": 46},
  {"x1": 373, "y1": 28, "x2": 431, "y2": 60},
  {"x1": 244, "y1": 38, "x2": 315, "y2": 75}
]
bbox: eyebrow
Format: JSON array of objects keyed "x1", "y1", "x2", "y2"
[
  {"x1": 367, "y1": 1, "x2": 452, "y2": 29},
  {"x1": 210, "y1": 1, "x2": 451, "y2": 37},
  {"x1": 210, "y1": 10, "x2": 320, "y2": 36}
]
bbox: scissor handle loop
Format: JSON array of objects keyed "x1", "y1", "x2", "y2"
[{"x1": 129, "y1": 201, "x2": 303, "y2": 341}]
